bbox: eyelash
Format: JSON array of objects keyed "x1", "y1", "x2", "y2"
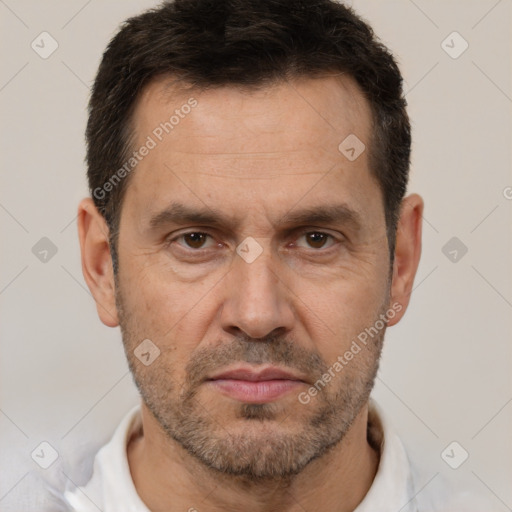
[{"x1": 166, "y1": 229, "x2": 341, "y2": 253}]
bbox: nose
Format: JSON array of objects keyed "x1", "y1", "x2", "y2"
[{"x1": 220, "y1": 243, "x2": 295, "y2": 340}]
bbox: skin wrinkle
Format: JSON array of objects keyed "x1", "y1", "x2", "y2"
[
  {"x1": 118, "y1": 72, "x2": 384, "y2": 503},
  {"x1": 79, "y1": 71, "x2": 423, "y2": 512}
]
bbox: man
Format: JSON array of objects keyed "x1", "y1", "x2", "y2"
[{"x1": 64, "y1": 0, "x2": 494, "y2": 510}]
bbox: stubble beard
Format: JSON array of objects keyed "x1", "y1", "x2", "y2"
[{"x1": 115, "y1": 282, "x2": 386, "y2": 482}]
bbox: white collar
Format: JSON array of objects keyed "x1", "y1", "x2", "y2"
[
  {"x1": 357, "y1": 398, "x2": 418, "y2": 511},
  {"x1": 65, "y1": 404, "x2": 149, "y2": 512},
  {"x1": 64, "y1": 398, "x2": 418, "y2": 511}
]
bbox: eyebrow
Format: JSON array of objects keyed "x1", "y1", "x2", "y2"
[{"x1": 147, "y1": 201, "x2": 363, "y2": 233}]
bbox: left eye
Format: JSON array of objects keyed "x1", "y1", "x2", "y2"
[
  {"x1": 176, "y1": 232, "x2": 214, "y2": 249},
  {"x1": 296, "y1": 232, "x2": 336, "y2": 250}
]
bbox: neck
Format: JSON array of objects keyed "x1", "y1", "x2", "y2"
[{"x1": 128, "y1": 402, "x2": 379, "y2": 512}]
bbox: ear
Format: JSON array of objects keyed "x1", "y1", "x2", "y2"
[
  {"x1": 77, "y1": 197, "x2": 119, "y2": 327},
  {"x1": 387, "y1": 193, "x2": 424, "y2": 327}
]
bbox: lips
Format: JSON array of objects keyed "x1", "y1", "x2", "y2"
[
  {"x1": 206, "y1": 366, "x2": 307, "y2": 404},
  {"x1": 208, "y1": 366, "x2": 306, "y2": 382}
]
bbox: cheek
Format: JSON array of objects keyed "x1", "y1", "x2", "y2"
[
  {"x1": 122, "y1": 264, "x2": 216, "y2": 362},
  {"x1": 295, "y1": 262, "x2": 389, "y2": 363},
  {"x1": 119, "y1": 278, "x2": 197, "y2": 389}
]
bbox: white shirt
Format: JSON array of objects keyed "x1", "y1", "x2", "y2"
[{"x1": 60, "y1": 399, "x2": 497, "y2": 511}]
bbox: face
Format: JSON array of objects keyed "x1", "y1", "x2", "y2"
[{"x1": 114, "y1": 75, "x2": 392, "y2": 479}]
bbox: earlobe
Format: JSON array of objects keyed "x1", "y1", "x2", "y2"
[
  {"x1": 77, "y1": 198, "x2": 119, "y2": 327},
  {"x1": 387, "y1": 193, "x2": 424, "y2": 327}
]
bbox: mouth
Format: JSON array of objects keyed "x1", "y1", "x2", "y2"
[{"x1": 205, "y1": 365, "x2": 308, "y2": 404}]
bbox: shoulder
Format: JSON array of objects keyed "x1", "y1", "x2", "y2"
[
  {"x1": 367, "y1": 399, "x2": 502, "y2": 512},
  {"x1": 409, "y1": 464, "x2": 502, "y2": 512},
  {"x1": 62, "y1": 405, "x2": 145, "y2": 511}
]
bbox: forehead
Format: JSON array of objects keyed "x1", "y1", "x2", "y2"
[
  {"x1": 122, "y1": 73, "x2": 379, "y2": 232},
  {"x1": 132, "y1": 73, "x2": 372, "y2": 156}
]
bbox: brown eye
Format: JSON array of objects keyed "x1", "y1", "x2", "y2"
[
  {"x1": 182, "y1": 232, "x2": 210, "y2": 249},
  {"x1": 305, "y1": 232, "x2": 330, "y2": 249}
]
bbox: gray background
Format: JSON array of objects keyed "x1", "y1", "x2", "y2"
[{"x1": 1, "y1": 0, "x2": 511, "y2": 508}]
